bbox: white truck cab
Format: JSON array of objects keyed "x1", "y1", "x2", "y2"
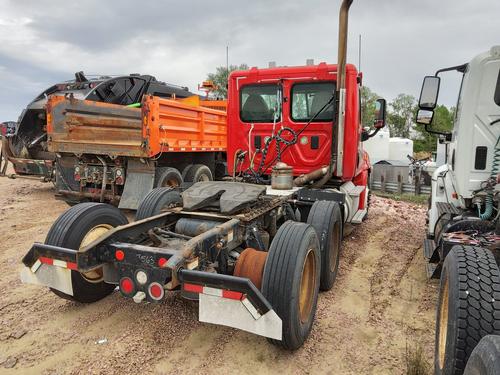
[
  {"x1": 417, "y1": 46, "x2": 500, "y2": 238},
  {"x1": 415, "y1": 47, "x2": 500, "y2": 375}
]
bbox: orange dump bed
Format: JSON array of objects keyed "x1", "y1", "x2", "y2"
[{"x1": 47, "y1": 95, "x2": 227, "y2": 158}]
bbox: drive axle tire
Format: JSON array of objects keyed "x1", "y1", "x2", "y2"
[
  {"x1": 183, "y1": 164, "x2": 213, "y2": 183},
  {"x1": 135, "y1": 187, "x2": 182, "y2": 221},
  {"x1": 464, "y1": 335, "x2": 500, "y2": 375},
  {"x1": 435, "y1": 245, "x2": 500, "y2": 375},
  {"x1": 45, "y1": 203, "x2": 128, "y2": 303},
  {"x1": 307, "y1": 200, "x2": 343, "y2": 291},
  {"x1": 262, "y1": 221, "x2": 320, "y2": 350},
  {"x1": 154, "y1": 167, "x2": 182, "y2": 188}
]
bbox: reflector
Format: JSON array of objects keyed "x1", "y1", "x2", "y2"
[
  {"x1": 115, "y1": 250, "x2": 125, "y2": 261},
  {"x1": 120, "y1": 277, "x2": 134, "y2": 295},
  {"x1": 148, "y1": 282, "x2": 164, "y2": 300}
]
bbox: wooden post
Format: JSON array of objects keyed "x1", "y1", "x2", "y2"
[
  {"x1": 381, "y1": 174, "x2": 386, "y2": 193},
  {"x1": 415, "y1": 174, "x2": 420, "y2": 195},
  {"x1": 397, "y1": 174, "x2": 403, "y2": 194}
]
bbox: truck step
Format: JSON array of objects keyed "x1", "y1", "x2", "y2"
[
  {"x1": 351, "y1": 209, "x2": 367, "y2": 224},
  {"x1": 346, "y1": 185, "x2": 365, "y2": 197},
  {"x1": 423, "y1": 238, "x2": 436, "y2": 259},
  {"x1": 436, "y1": 201, "x2": 460, "y2": 216},
  {"x1": 426, "y1": 263, "x2": 441, "y2": 279}
]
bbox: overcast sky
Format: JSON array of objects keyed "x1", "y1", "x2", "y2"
[{"x1": 1, "y1": 0, "x2": 499, "y2": 121}]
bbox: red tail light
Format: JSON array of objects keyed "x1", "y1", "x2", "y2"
[
  {"x1": 115, "y1": 249, "x2": 125, "y2": 261},
  {"x1": 148, "y1": 282, "x2": 164, "y2": 301},
  {"x1": 158, "y1": 257, "x2": 167, "y2": 267},
  {"x1": 119, "y1": 277, "x2": 134, "y2": 295}
]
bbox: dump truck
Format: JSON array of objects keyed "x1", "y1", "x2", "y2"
[
  {"x1": 1, "y1": 72, "x2": 196, "y2": 181},
  {"x1": 20, "y1": 0, "x2": 386, "y2": 349},
  {"x1": 415, "y1": 46, "x2": 500, "y2": 374},
  {"x1": 47, "y1": 94, "x2": 227, "y2": 208}
]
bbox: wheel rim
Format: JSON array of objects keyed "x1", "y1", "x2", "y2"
[
  {"x1": 438, "y1": 274, "x2": 449, "y2": 369},
  {"x1": 299, "y1": 249, "x2": 317, "y2": 323},
  {"x1": 162, "y1": 178, "x2": 180, "y2": 187},
  {"x1": 79, "y1": 224, "x2": 113, "y2": 283},
  {"x1": 329, "y1": 221, "x2": 340, "y2": 273}
]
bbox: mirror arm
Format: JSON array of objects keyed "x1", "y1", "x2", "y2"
[{"x1": 361, "y1": 127, "x2": 380, "y2": 142}]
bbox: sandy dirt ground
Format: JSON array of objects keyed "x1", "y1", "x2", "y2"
[{"x1": 0, "y1": 172, "x2": 438, "y2": 375}]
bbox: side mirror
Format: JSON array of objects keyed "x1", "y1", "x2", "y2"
[
  {"x1": 416, "y1": 109, "x2": 434, "y2": 125},
  {"x1": 374, "y1": 98, "x2": 386, "y2": 129},
  {"x1": 418, "y1": 76, "x2": 440, "y2": 110}
]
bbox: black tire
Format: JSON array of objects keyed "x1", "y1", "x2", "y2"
[
  {"x1": 154, "y1": 167, "x2": 182, "y2": 188},
  {"x1": 262, "y1": 221, "x2": 320, "y2": 350},
  {"x1": 183, "y1": 164, "x2": 213, "y2": 182},
  {"x1": 45, "y1": 202, "x2": 128, "y2": 303},
  {"x1": 135, "y1": 187, "x2": 182, "y2": 221},
  {"x1": 435, "y1": 245, "x2": 500, "y2": 375},
  {"x1": 464, "y1": 335, "x2": 500, "y2": 375},
  {"x1": 307, "y1": 200, "x2": 343, "y2": 291}
]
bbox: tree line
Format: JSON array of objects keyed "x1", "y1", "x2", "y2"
[{"x1": 361, "y1": 86, "x2": 453, "y2": 153}]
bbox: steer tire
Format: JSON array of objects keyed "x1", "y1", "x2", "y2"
[
  {"x1": 435, "y1": 245, "x2": 500, "y2": 375},
  {"x1": 464, "y1": 335, "x2": 500, "y2": 375},
  {"x1": 135, "y1": 187, "x2": 182, "y2": 221},
  {"x1": 45, "y1": 203, "x2": 128, "y2": 303},
  {"x1": 154, "y1": 167, "x2": 183, "y2": 188},
  {"x1": 183, "y1": 164, "x2": 213, "y2": 183},
  {"x1": 307, "y1": 200, "x2": 343, "y2": 291},
  {"x1": 262, "y1": 221, "x2": 320, "y2": 350}
]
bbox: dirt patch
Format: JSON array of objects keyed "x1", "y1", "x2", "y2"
[{"x1": 0, "y1": 173, "x2": 437, "y2": 374}]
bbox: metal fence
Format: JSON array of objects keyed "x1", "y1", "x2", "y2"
[{"x1": 371, "y1": 180, "x2": 431, "y2": 195}]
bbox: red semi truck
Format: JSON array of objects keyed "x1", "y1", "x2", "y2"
[{"x1": 21, "y1": 0, "x2": 386, "y2": 349}]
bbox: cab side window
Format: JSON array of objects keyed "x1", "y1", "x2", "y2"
[{"x1": 291, "y1": 82, "x2": 335, "y2": 122}]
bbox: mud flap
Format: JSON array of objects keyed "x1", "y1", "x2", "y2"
[
  {"x1": 20, "y1": 264, "x2": 73, "y2": 295},
  {"x1": 199, "y1": 293, "x2": 282, "y2": 340},
  {"x1": 118, "y1": 159, "x2": 155, "y2": 210}
]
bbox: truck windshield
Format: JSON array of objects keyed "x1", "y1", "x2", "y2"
[
  {"x1": 291, "y1": 82, "x2": 335, "y2": 122},
  {"x1": 240, "y1": 84, "x2": 279, "y2": 123}
]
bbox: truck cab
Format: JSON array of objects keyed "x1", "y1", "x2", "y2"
[
  {"x1": 227, "y1": 63, "x2": 362, "y2": 178},
  {"x1": 226, "y1": 63, "x2": 385, "y2": 220},
  {"x1": 416, "y1": 46, "x2": 500, "y2": 375},
  {"x1": 417, "y1": 46, "x2": 500, "y2": 239}
]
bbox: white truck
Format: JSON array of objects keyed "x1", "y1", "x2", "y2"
[{"x1": 416, "y1": 46, "x2": 500, "y2": 375}]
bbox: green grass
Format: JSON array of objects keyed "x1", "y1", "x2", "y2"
[{"x1": 373, "y1": 191, "x2": 429, "y2": 206}]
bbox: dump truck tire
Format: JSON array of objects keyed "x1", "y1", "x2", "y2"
[
  {"x1": 262, "y1": 221, "x2": 320, "y2": 350},
  {"x1": 183, "y1": 164, "x2": 213, "y2": 182},
  {"x1": 435, "y1": 245, "x2": 500, "y2": 375},
  {"x1": 154, "y1": 167, "x2": 182, "y2": 188},
  {"x1": 135, "y1": 187, "x2": 182, "y2": 221},
  {"x1": 45, "y1": 203, "x2": 128, "y2": 303},
  {"x1": 464, "y1": 335, "x2": 500, "y2": 375},
  {"x1": 307, "y1": 200, "x2": 342, "y2": 291}
]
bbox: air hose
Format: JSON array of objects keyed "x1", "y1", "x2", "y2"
[{"x1": 478, "y1": 135, "x2": 500, "y2": 220}]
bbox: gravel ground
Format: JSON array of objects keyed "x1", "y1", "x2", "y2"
[{"x1": 0, "y1": 173, "x2": 437, "y2": 374}]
